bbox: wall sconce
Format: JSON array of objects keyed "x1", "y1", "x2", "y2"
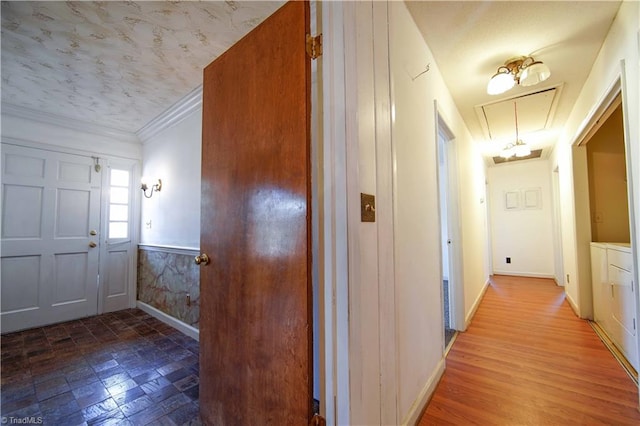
[{"x1": 141, "y1": 178, "x2": 162, "y2": 198}]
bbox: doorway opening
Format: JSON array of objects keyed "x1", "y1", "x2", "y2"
[
  {"x1": 436, "y1": 109, "x2": 462, "y2": 350},
  {"x1": 572, "y1": 76, "x2": 639, "y2": 380}
]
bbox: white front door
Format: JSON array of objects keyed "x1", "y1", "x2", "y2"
[
  {"x1": 100, "y1": 162, "x2": 136, "y2": 314},
  {"x1": 1, "y1": 144, "x2": 101, "y2": 333}
]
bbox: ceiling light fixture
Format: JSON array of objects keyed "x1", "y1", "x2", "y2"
[
  {"x1": 487, "y1": 56, "x2": 551, "y2": 95},
  {"x1": 501, "y1": 102, "x2": 531, "y2": 159}
]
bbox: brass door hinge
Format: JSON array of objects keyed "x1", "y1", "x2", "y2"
[
  {"x1": 310, "y1": 414, "x2": 326, "y2": 426},
  {"x1": 306, "y1": 34, "x2": 323, "y2": 59}
]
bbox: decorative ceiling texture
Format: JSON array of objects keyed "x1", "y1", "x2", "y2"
[{"x1": 1, "y1": 1, "x2": 284, "y2": 133}]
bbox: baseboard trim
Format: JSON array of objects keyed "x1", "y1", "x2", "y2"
[
  {"x1": 137, "y1": 301, "x2": 199, "y2": 341},
  {"x1": 565, "y1": 292, "x2": 580, "y2": 317},
  {"x1": 492, "y1": 271, "x2": 556, "y2": 279},
  {"x1": 138, "y1": 244, "x2": 199, "y2": 256},
  {"x1": 465, "y1": 279, "x2": 490, "y2": 329},
  {"x1": 400, "y1": 357, "x2": 445, "y2": 426},
  {"x1": 589, "y1": 321, "x2": 638, "y2": 385}
]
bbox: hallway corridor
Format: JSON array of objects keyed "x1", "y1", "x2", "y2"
[{"x1": 420, "y1": 275, "x2": 640, "y2": 425}]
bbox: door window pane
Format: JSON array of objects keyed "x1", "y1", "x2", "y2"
[
  {"x1": 110, "y1": 169, "x2": 129, "y2": 187},
  {"x1": 109, "y1": 205, "x2": 128, "y2": 221},
  {"x1": 110, "y1": 187, "x2": 128, "y2": 204},
  {"x1": 109, "y1": 222, "x2": 128, "y2": 239},
  {"x1": 108, "y1": 169, "x2": 130, "y2": 240}
]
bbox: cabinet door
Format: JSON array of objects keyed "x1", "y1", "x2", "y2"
[
  {"x1": 590, "y1": 245, "x2": 609, "y2": 325},
  {"x1": 609, "y1": 264, "x2": 637, "y2": 370}
]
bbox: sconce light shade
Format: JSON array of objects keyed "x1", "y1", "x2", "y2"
[
  {"x1": 519, "y1": 61, "x2": 551, "y2": 87},
  {"x1": 487, "y1": 70, "x2": 515, "y2": 95},
  {"x1": 487, "y1": 56, "x2": 550, "y2": 95},
  {"x1": 141, "y1": 178, "x2": 162, "y2": 198}
]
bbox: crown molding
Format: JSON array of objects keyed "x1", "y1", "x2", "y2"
[
  {"x1": 137, "y1": 85, "x2": 203, "y2": 144},
  {"x1": 1, "y1": 103, "x2": 140, "y2": 144}
]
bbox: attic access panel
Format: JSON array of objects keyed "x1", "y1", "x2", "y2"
[{"x1": 476, "y1": 86, "x2": 561, "y2": 141}]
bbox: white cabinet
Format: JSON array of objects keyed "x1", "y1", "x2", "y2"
[
  {"x1": 590, "y1": 243, "x2": 637, "y2": 371},
  {"x1": 590, "y1": 243, "x2": 609, "y2": 326}
]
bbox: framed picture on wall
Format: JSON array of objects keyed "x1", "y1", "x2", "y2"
[
  {"x1": 505, "y1": 191, "x2": 520, "y2": 210},
  {"x1": 523, "y1": 188, "x2": 542, "y2": 209}
]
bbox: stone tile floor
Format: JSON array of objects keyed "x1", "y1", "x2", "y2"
[{"x1": 1, "y1": 309, "x2": 201, "y2": 425}]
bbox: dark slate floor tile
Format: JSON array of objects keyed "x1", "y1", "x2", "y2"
[
  {"x1": 167, "y1": 402, "x2": 201, "y2": 426},
  {"x1": 0, "y1": 309, "x2": 200, "y2": 426},
  {"x1": 35, "y1": 376, "x2": 70, "y2": 401},
  {"x1": 165, "y1": 367, "x2": 190, "y2": 384},
  {"x1": 183, "y1": 385, "x2": 199, "y2": 401},
  {"x1": 140, "y1": 376, "x2": 171, "y2": 395},
  {"x1": 174, "y1": 375, "x2": 199, "y2": 392},
  {"x1": 111, "y1": 386, "x2": 145, "y2": 407},
  {"x1": 81, "y1": 397, "x2": 118, "y2": 422},
  {"x1": 147, "y1": 384, "x2": 180, "y2": 404},
  {"x1": 119, "y1": 395, "x2": 154, "y2": 417}
]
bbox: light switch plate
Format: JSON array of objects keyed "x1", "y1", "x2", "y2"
[{"x1": 361, "y1": 193, "x2": 375, "y2": 222}]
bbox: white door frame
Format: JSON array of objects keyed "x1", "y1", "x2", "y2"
[
  {"x1": 435, "y1": 105, "x2": 466, "y2": 331},
  {"x1": 568, "y1": 63, "x2": 639, "y2": 396},
  {"x1": 98, "y1": 157, "x2": 140, "y2": 313}
]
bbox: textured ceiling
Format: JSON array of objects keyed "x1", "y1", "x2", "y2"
[
  {"x1": 1, "y1": 1, "x2": 284, "y2": 134},
  {"x1": 406, "y1": 1, "x2": 622, "y2": 164}
]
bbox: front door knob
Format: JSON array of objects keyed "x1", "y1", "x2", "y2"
[
  {"x1": 89, "y1": 241, "x2": 97, "y2": 248},
  {"x1": 195, "y1": 253, "x2": 210, "y2": 266}
]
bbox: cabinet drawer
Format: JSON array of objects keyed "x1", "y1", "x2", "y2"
[
  {"x1": 609, "y1": 264, "x2": 633, "y2": 287},
  {"x1": 608, "y1": 248, "x2": 632, "y2": 272}
]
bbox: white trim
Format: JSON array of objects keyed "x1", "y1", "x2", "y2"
[
  {"x1": 137, "y1": 85, "x2": 203, "y2": 144},
  {"x1": 400, "y1": 358, "x2": 445, "y2": 426},
  {"x1": 138, "y1": 243, "x2": 199, "y2": 256},
  {"x1": 465, "y1": 279, "x2": 490, "y2": 328},
  {"x1": 491, "y1": 271, "x2": 557, "y2": 279},
  {"x1": 372, "y1": 2, "x2": 398, "y2": 424},
  {"x1": 322, "y1": 2, "x2": 351, "y2": 424},
  {"x1": 565, "y1": 292, "x2": 580, "y2": 317},
  {"x1": 1, "y1": 103, "x2": 139, "y2": 144},
  {"x1": 1, "y1": 137, "x2": 141, "y2": 161},
  {"x1": 137, "y1": 301, "x2": 199, "y2": 341},
  {"x1": 435, "y1": 104, "x2": 466, "y2": 333},
  {"x1": 571, "y1": 77, "x2": 622, "y2": 148}
]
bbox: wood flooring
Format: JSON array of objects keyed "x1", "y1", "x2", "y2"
[{"x1": 419, "y1": 275, "x2": 640, "y2": 425}]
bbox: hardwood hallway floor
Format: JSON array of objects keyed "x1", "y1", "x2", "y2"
[{"x1": 419, "y1": 275, "x2": 640, "y2": 425}]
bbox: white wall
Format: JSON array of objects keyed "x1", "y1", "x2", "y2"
[
  {"x1": 550, "y1": 0, "x2": 639, "y2": 318},
  {"x1": 139, "y1": 105, "x2": 202, "y2": 249},
  {"x1": 388, "y1": 2, "x2": 489, "y2": 422},
  {"x1": 488, "y1": 160, "x2": 555, "y2": 277}
]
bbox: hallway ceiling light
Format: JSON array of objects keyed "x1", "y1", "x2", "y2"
[
  {"x1": 487, "y1": 56, "x2": 551, "y2": 95},
  {"x1": 500, "y1": 102, "x2": 531, "y2": 159}
]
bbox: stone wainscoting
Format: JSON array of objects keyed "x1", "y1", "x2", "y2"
[{"x1": 137, "y1": 245, "x2": 200, "y2": 329}]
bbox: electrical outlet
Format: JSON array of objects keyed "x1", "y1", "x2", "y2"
[
  {"x1": 506, "y1": 257, "x2": 511, "y2": 264},
  {"x1": 145, "y1": 220, "x2": 152, "y2": 229}
]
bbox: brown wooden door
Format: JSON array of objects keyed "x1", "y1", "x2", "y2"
[{"x1": 199, "y1": 2, "x2": 311, "y2": 424}]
